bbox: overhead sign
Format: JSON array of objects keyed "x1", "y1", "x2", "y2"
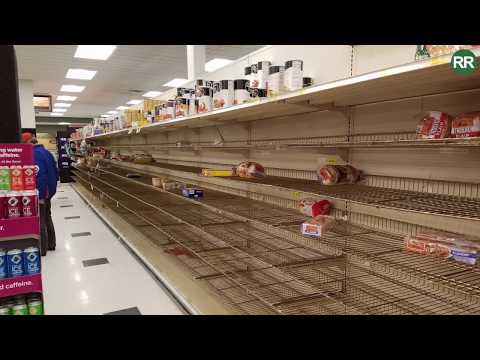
[{"x1": 33, "y1": 95, "x2": 52, "y2": 112}]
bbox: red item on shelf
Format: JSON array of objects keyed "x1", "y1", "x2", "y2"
[
  {"x1": 451, "y1": 112, "x2": 480, "y2": 138},
  {"x1": 234, "y1": 161, "x2": 266, "y2": 179},
  {"x1": 10, "y1": 166, "x2": 24, "y2": 191},
  {"x1": 416, "y1": 111, "x2": 451, "y2": 139},
  {"x1": 317, "y1": 165, "x2": 361, "y2": 185},
  {"x1": 298, "y1": 198, "x2": 331, "y2": 217}
]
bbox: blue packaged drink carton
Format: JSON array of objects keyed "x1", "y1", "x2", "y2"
[
  {"x1": 7, "y1": 249, "x2": 24, "y2": 277},
  {"x1": 23, "y1": 247, "x2": 41, "y2": 275},
  {"x1": 182, "y1": 188, "x2": 204, "y2": 199},
  {"x1": 0, "y1": 249, "x2": 6, "y2": 278}
]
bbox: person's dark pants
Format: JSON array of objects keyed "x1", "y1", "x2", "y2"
[
  {"x1": 39, "y1": 201, "x2": 48, "y2": 256},
  {"x1": 46, "y1": 198, "x2": 56, "y2": 251}
]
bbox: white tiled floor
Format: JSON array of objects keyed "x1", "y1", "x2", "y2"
[{"x1": 41, "y1": 183, "x2": 183, "y2": 315}]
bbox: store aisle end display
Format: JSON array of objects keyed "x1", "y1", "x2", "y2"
[{"x1": 0, "y1": 144, "x2": 44, "y2": 315}]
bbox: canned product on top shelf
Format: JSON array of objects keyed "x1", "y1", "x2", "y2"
[
  {"x1": 284, "y1": 60, "x2": 303, "y2": 92},
  {"x1": 268, "y1": 65, "x2": 285, "y2": 97},
  {"x1": 198, "y1": 87, "x2": 213, "y2": 113},
  {"x1": 233, "y1": 79, "x2": 250, "y2": 105},
  {"x1": 256, "y1": 61, "x2": 271, "y2": 91}
]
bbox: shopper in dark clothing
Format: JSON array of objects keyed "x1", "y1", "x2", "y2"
[
  {"x1": 22, "y1": 133, "x2": 58, "y2": 256},
  {"x1": 43, "y1": 146, "x2": 59, "y2": 251}
]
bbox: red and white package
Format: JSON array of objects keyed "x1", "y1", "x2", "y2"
[
  {"x1": 298, "y1": 198, "x2": 331, "y2": 217},
  {"x1": 317, "y1": 165, "x2": 361, "y2": 185},
  {"x1": 301, "y1": 215, "x2": 335, "y2": 237},
  {"x1": 234, "y1": 161, "x2": 266, "y2": 179},
  {"x1": 416, "y1": 111, "x2": 451, "y2": 139},
  {"x1": 451, "y1": 112, "x2": 480, "y2": 138},
  {"x1": 404, "y1": 236, "x2": 451, "y2": 257}
]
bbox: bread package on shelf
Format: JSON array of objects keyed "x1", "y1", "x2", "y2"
[
  {"x1": 133, "y1": 154, "x2": 155, "y2": 164},
  {"x1": 317, "y1": 165, "x2": 361, "y2": 185},
  {"x1": 416, "y1": 111, "x2": 451, "y2": 139},
  {"x1": 301, "y1": 215, "x2": 335, "y2": 237},
  {"x1": 405, "y1": 231, "x2": 480, "y2": 265},
  {"x1": 298, "y1": 198, "x2": 331, "y2": 217},
  {"x1": 451, "y1": 112, "x2": 480, "y2": 138},
  {"x1": 233, "y1": 161, "x2": 266, "y2": 179}
]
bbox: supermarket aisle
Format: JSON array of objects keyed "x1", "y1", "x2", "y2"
[{"x1": 41, "y1": 183, "x2": 183, "y2": 315}]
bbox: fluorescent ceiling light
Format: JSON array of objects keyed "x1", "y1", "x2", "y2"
[
  {"x1": 142, "y1": 91, "x2": 163, "y2": 98},
  {"x1": 60, "y1": 85, "x2": 85, "y2": 93},
  {"x1": 116, "y1": 106, "x2": 129, "y2": 110},
  {"x1": 66, "y1": 68, "x2": 97, "y2": 80},
  {"x1": 205, "y1": 58, "x2": 233, "y2": 72},
  {"x1": 163, "y1": 78, "x2": 188, "y2": 87},
  {"x1": 54, "y1": 103, "x2": 72, "y2": 108},
  {"x1": 50, "y1": 113, "x2": 63, "y2": 116},
  {"x1": 57, "y1": 95, "x2": 77, "y2": 101},
  {"x1": 58, "y1": 122, "x2": 71, "y2": 125},
  {"x1": 52, "y1": 108, "x2": 68, "y2": 113},
  {"x1": 107, "y1": 111, "x2": 117, "y2": 114},
  {"x1": 100, "y1": 115, "x2": 110, "y2": 118},
  {"x1": 127, "y1": 99, "x2": 142, "y2": 105},
  {"x1": 74, "y1": 45, "x2": 117, "y2": 60}
]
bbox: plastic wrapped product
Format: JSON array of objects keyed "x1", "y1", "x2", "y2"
[
  {"x1": 175, "y1": 98, "x2": 188, "y2": 118},
  {"x1": 268, "y1": 66, "x2": 285, "y2": 97},
  {"x1": 133, "y1": 154, "x2": 154, "y2": 164},
  {"x1": 256, "y1": 61, "x2": 271, "y2": 91},
  {"x1": 234, "y1": 79, "x2": 250, "y2": 105},
  {"x1": 301, "y1": 215, "x2": 335, "y2": 237},
  {"x1": 249, "y1": 64, "x2": 258, "y2": 89},
  {"x1": 451, "y1": 112, "x2": 480, "y2": 138},
  {"x1": 165, "y1": 100, "x2": 176, "y2": 120},
  {"x1": 317, "y1": 165, "x2": 361, "y2": 185},
  {"x1": 404, "y1": 236, "x2": 451, "y2": 257},
  {"x1": 214, "y1": 80, "x2": 234, "y2": 109},
  {"x1": 202, "y1": 169, "x2": 234, "y2": 177},
  {"x1": 234, "y1": 161, "x2": 266, "y2": 179},
  {"x1": 182, "y1": 188, "x2": 204, "y2": 199},
  {"x1": 198, "y1": 87, "x2": 213, "y2": 113},
  {"x1": 416, "y1": 111, "x2": 451, "y2": 139},
  {"x1": 284, "y1": 60, "x2": 303, "y2": 92},
  {"x1": 298, "y1": 198, "x2": 331, "y2": 217}
]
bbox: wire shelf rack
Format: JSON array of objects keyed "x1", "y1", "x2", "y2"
[{"x1": 72, "y1": 166, "x2": 480, "y2": 314}]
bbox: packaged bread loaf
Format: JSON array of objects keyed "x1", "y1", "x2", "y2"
[
  {"x1": 416, "y1": 111, "x2": 451, "y2": 139},
  {"x1": 298, "y1": 198, "x2": 331, "y2": 217},
  {"x1": 301, "y1": 215, "x2": 335, "y2": 237},
  {"x1": 233, "y1": 161, "x2": 266, "y2": 179},
  {"x1": 451, "y1": 112, "x2": 480, "y2": 138},
  {"x1": 317, "y1": 165, "x2": 361, "y2": 185}
]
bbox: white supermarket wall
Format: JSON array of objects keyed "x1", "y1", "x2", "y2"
[
  {"x1": 130, "y1": 45, "x2": 418, "y2": 108},
  {"x1": 18, "y1": 79, "x2": 36, "y2": 129}
]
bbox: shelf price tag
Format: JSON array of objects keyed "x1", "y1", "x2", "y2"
[{"x1": 326, "y1": 157, "x2": 338, "y2": 165}]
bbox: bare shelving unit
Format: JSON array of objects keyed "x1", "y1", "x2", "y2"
[{"x1": 74, "y1": 49, "x2": 480, "y2": 314}]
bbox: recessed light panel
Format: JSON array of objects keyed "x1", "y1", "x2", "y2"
[
  {"x1": 116, "y1": 106, "x2": 129, "y2": 110},
  {"x1": 205, "y1": 58, "x2": 233, "y2": 72},
  {"x1": 54, "y1": 103, "x2": 72, "y2": 108},
  {"x1": 107, "y1": 111, "x2": 117, "y2": 114},
  {"x1": 66, "y1": 68, "x2": 97, "y2": 80},
  {"x1": 60, "y1": 85, "x2": 85, "y2": 93},
  {"x1": 142, "y1": 91, "x2": 163, "y2": 98},
  {"x1": 127, "y1": 99, "x2": 142, "y2": 105},
  {"x1": 163, "y1": 78, "x2": 188, "y2": 87},
  {"x1": 74, "y1": 45, "x2": 117, "y2": 60},
  {"x1": 57, "y1": 95, "x2": 77, "y2": 101},
  {"x1": 52, "y1": 108, "x2": 68, "y2": 113},
  {"x1": 50, "y1": 113, "x2": 63, "y2": 116}
]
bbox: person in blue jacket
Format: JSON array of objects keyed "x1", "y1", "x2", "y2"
[{"x1": 22, "y1": 133, "x2": 58, "y2": 256}]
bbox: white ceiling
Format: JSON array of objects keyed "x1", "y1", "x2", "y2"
[{"x1": 15, "y1": 45, "x2": 263, "y2": 119}]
